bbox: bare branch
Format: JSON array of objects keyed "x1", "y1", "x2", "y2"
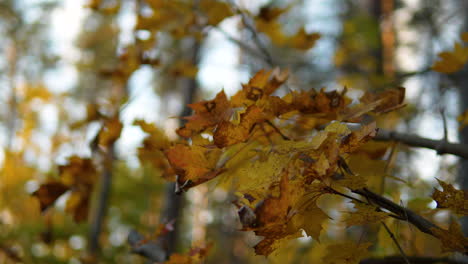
[
  {"x1": 374, "y1": 128, "x2": 468, "y2": 160},
  {"x1": 352, "y1": 188, "x2": 439, "y2": 237}
]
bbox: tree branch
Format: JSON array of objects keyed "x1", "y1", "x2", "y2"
[
  {"x1": 374, "y1": 128, "x2": 468, "y2": 160},
  {"x1": 352, "y1": 188, "x2": 439, "y2": 236},
  {"x1": 88, "y1": 145, "x2": 115, "y2": 256}
]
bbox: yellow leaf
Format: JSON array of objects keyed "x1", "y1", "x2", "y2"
[
  {"x1": 432, "y1": 41, "x2": 468, "y2": 73},
  {"x1": 344, "y1": 202, "x2": 389, "y2": 226},
  {"x1": 289, "y1": 27, "x2": 320, "y2": 50},
  {"x1": 323, "y1": 242, "x2": 372, "y2": 264}
]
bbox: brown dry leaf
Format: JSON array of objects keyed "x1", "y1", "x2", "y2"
[
  {"x1": 33, "y1": 181, "x2": 69, "y2": 212},
  {"x1": 165, "y1": 144, "x2": 224, "y2": 189},
  {"x1": 59, "y1": 156, "x2": 97, "y2": 187},
  {"x1": 361, "y1": 87, "x2": 405, "y2": 114},
  {"x1": 98, "y1": 116, "x2": 123, "y2": 148},
  {"x1": 285, "y1": 89, "x2": 348, "y2": 118},
  {"x1": 213, "y1": 105, "x2": 265, "y2": 147},
  {"x1": 432, "y1": 179, "x2": 468, "y2": 215},
  {"x1": 323, "y1": 242, "x2": 372, "y2": 264},
  {"x1": 344, "y1": 202, "x2": 389, "y2": 226},
  {"x1": 231, "y1": 69, "x2": 288, "y2": 107},
  {"x1": 257, "y1": 5, "x2": 289, "y2": 22},
  {"x1": 340, "y1": 122, "x2": 377, "y2": 153},
  {"x1": 431, "y1": 221, "x2": 468, "y2": 254},
  {"x1": 238, "y1": 170, "x2": 329, "y2": 256},
  {"x1": 289, "y1": 27, "x2": 321, "y2": 50},
  {"x1": 57, "y1": 156, "x2": 97, "y2": 222},
  {"x1": 65, "y1": 190, "x2": 90, "y2": 222},
  {"x1": 237, "y1": 171, "x2": 303, "y2": 256},
  {"x1": 177, "y1": 91, "x2": 232, "y2": 138}
]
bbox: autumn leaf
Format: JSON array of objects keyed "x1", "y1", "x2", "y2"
[
  {"x1": 257, "y1": 5, "x2": 289, "y2": 22},
  {"x1": 230, "y1": 69, "x2": 289, "y2": 107},
  {"x1": 98, "y1": 116, "x2": 123, "y2": 148},
  {"x1": 199, "y1": 0, "x2": 233, "y2": 26},
  {"x1": 431, "y1": 221, "x2": 468, "y2": 254},
  {"x1": 164, "y1": 245, "x2": 211, "y2": 264},
  {"x1": 289, "y1": 27, "x2": 321, "y2": 50},
  {"x1": 165, "y1": 144, "x2": 224, "y2": 189},
  {"x1": 213, "y1": 105, "x2": 265, "y2": 147},
  {"x1": 340, "y1": 122, "x2": 377, "y2": 153},
  {"x1": 344, "y1": 202, "x2": 389, "y2": 226},
  {"x1": 59, "y1": 156, "x2": 97, "y2": 187},
  {"x1": 432, "y1": 32, "x2": 468, "y2": 73},
  {"x1": 360, "y1": 87, "x2": 405, "y2": 114},
  {"x1": 323, "y1": 242, "x2": 372, "y2": 264},
  {"x1": 65, "y1": 190, "x2": 90, "y2": 222},
  {"x1": 432, "y1": 178, "x2": 468, "y2": 215},
  {"x1": 177, "y1": 90, "x2": 232, "y2": 138},
  {"x1": 34, "y1": 156, "x2": 98, "y2": 222},
  {"x1": 33, "y1": 181, "x2": 69, "y2": 212},
  {"x1": 237, "y1": 170, "x2": 329, "y2": 256}
]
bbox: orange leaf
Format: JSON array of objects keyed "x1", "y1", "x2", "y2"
[
  {"x1": 165, "y1": 144, "x2": 223, "y2": 189},
  {"x1": 213, "y1": 105, "x2": 265, "y2": 147},
  {"x1": 177, "y1": 91, "x2": 232, "y2": 138}
]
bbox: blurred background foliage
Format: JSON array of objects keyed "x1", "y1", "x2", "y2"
[{"x1": 0, "y1": 0, "x2": 467, "y2": 263}]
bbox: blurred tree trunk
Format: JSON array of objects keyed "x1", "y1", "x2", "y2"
[
  {"x1": 158, "y1": 41, "x2": 199, "y2": 256},
  {"x1": 456, "y1": 0, "x2": 468, "y2": 235}
]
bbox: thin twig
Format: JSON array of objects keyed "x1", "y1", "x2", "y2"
[
  {"x1": 381, "y1": 221, "x2": 411, "y2": 264},
  {"x1": 229, "y1": 1, "x2": 275, "y2": 66}
]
